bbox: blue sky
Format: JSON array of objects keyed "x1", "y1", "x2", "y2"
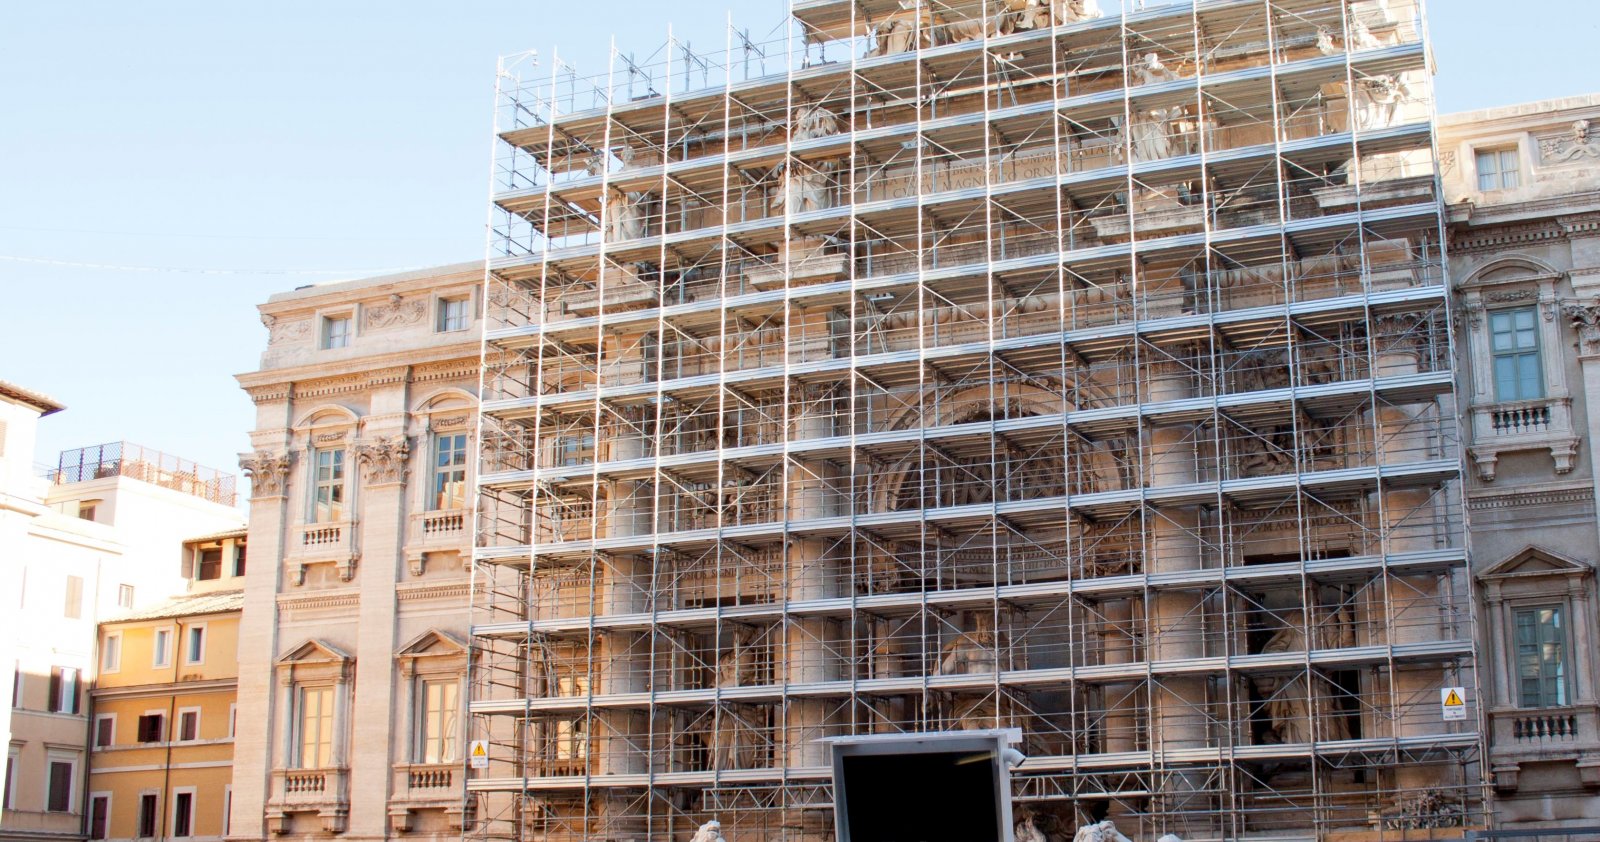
[{"x1": 1, "y1": 0, "x2": 1595, "y2": 490}]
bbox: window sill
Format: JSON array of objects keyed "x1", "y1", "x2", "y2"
[{"x1": 1467, "y1": 397, "x2": 1578, "y2": 480}]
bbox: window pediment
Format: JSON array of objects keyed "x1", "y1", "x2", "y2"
[
  {"x1": 1481, "y1": 546, "x2": 1592, "y2": 582},
  {"x1": 278, "y1": 638, "x2": 353, "y2": 667}
]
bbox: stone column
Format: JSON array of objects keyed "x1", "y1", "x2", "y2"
[
  {"x1": 1101, "y1": 599, "x2": 1137, "y2": 755},
  {"x1": 1145, "y1": 361, "x2": 1209, "y2": 819},
  {"x1": 231, "y1": 445, "x2": 294, "y2": 841},
  {"x1": 348, "y1": 428, "x2": 411, "y2": 838}
]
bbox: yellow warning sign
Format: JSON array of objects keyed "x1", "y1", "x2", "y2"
[
  {"x1": 1441, "y1": 687, "x2": 1467, "y2": 721},
  {"x1": 469, "y1": 739, "x2": 490, "y2": 769},
  {"x1": 1443, "y1": 689, "x2": 1463, "y2": 707}
]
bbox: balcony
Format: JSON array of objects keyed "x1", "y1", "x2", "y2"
[
  {"x1": 266, "y1": 767, "x2": 349, "y2": 834},
  {"x1": 1466, "y1": 396, "x2": 1579, "y2": 481},
  {"x1": 388, "y1": 763, "x2": 468, "y2": 832},
  {"x1": 289, "y1": 521, "x2": 357, "y2": 583},
  {"x1": 1488, "y1": 704, "x2": 1600, "y2": 792},
  {"x1": 405, "y1": 509, "x2": 470, "y2": 575}
]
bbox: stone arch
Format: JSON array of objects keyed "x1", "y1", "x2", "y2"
[
  {"x1": 412, "y1": 387, "x2": 477, "y2": 414},
  {"x1": 1461, "y1": 253, "x2": 1563, "y2": 287},
  {"x1": 293, "y1": 404, "x2": 361, "y2": 431}
]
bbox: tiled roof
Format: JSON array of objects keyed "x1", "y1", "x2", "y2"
[
  {"x1": 109, "y1": 590, "x2": 245, "y2": 623},
  {"x1": 0, "y1": 379, "x2": 65, "y2": 415}
]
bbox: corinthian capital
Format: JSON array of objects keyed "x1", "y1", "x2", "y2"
[
  {"x1": 239, "y1": 450, "x2": 294, "y2": 499},
  {"x1": 355, "y1": 436, "x2": 411, "y2": 486},
  {"x1": 1563, "y1": 299, "x2": 1600, "y2": 356}
]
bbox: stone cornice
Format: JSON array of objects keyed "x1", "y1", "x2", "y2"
[
  {"x1": 246, "y1": 384, "x2": 293, "y2": 405},
  {"x1": 235, "y1": 345, "x2": 478, "y2": 393},
  {"x1": 1467, "y1": 480, "x2": 1595, "y2": 511},
  {"x1": 395, "y1": 580, "x2": 475, "y2": 603},
  {"x1": 91, "y1": 677, "x2": 238, "y2": 700},
  {"x1": 277, "y1": 589, "x2": 362, "y2": 612},
  {"x1": 1447, "y1": 217, "x2": 1569, "y2": 255}
]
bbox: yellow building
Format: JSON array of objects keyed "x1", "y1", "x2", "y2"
[{"x1": 88, "y1": 531, "x2": 245, "y2": 842}]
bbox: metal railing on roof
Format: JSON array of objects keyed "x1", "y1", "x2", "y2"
[{"x1": 48, "y1": 441, "x2": 237, "y2": 507}]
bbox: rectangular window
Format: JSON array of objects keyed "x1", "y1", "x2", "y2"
[
  {"x1": 437, "y1": 297, "x2": 471, "y2": 332},
  {"x1": 185, "y1": 626, "x2": 206, "y2": 665},
  {"x1": 233, "y1": 545, "x2": 247, "y2": 576},
  {"x1": 229, "y1": 703, "x2": 238, "y2": 738},
  {"x1": 1517, "y1": 605, "x2": 1568, "y2": 708},
  {"x1": 1490, "y1": 307, "x2": 1544, "y2": 402},
  {"x1": 419, "y1": 679, "x2": 460, "y2": 764},
  {"x1": 89, "y1": 793, "x2": 110, "y2": 839},
  {"x1": 95, "y1": 714, "x2": 116, "y2": 748},
  {"x1": 172, "y1": 790, "x2": 194, "y2": 837},
  {"x1": 556, "y1": 433, "x2": 595, "y2": 467},
  {"x1": 64, "y1": 575, "x2": 83, "y2": 619},
  {"x1": 431, "y1": 433, "x2": 469, "y2": 511},
  {"x1": 137, "y1": 713, "x2": 166, "y2": 744},
  {"x1": 102, "y1": 633, "x2": 122, "y2": 673},
  {"x1": 321, "y1": 315, "x2": 351, "y2": 349},
  {"x1": 1477, "y1": 148, "x2": 1521, "y2": 191},
  {"x1": 46, "y1": 758, "x2": 74, "y2": 812},
  {"x1": 197, "y1": 548, "x2": 223, "y2": 580},
  {"x1": 223, "y1": 786, "x2": 232, "y2": 837},
  {"x1": 138, "y1": 793, "x2": 158, "y2": 838},
  {"x1": 298, "y1": 686, "x2": 334, "y2": 768},
  {"x1": 311, "y1": 448, "x2": 346, "y2": 523},
  {"x1": 117, "y1": 584, "x2": 135, "y2": 609},
  {"x1": 48, "y1": 666, "x2": 80, "y2": 714},
  {"x1": 178, "y1": 709, "x2": 200, "y2": 742},
  {"x1": 3, "y1": 748, "x2": 15, "y2": 810},
  {"x1": 78, "y1": 502, "x2": 97, "y2": 522},
  {"x1": 153, "y1": 628, "x2": 172, "y2": 668}
]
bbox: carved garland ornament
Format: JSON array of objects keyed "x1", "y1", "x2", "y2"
[
  {"x1": 355, "y1": 436, "x2": 411, "y2": 485},
  {"x1": 239, "y1": 451, "x2": 294, "y2": 498}
]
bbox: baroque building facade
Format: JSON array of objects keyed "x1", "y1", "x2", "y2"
[
  {"x1": 228, "y1": 265, "x2": 481, "y2": 842},
  {"x1": 1442, "y1": 93, "x2": 1600, "y2": 827},
  {"x1": 471, "y1": 1, "x2": 1478, "y2": 841}
]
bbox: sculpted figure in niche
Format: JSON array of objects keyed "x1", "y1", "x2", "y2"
[
  {"x1": 1015, "y1": 816, "x2": 1048, "y2": 842},
  {"x1": 1315, "y1": 27, "x2": 1340, "y2": 56},
  {"x1": 715, "y1": 630, "x2": 758, "y2": 689},
  {"x1": 1251, "y1": 609, "x2": 1352, "y2": 744},
  {"x1": 1127, "y1": 105, "x2": 1183, "y2": 162},
  {"x1": 711, "y1": 706, "x2": 760, "y2": 769},
  {"x1": 1353, "y1": 74, "x2": 1410, "y2": 131},
  {"x1": 935, "y1": 615, "x2": 1001, "y2": 676},
  {"x1": 691, "y1": 820, "x2": 727, "y2": 842},
  {"x1": 939, "y1": 6, "x2": 1015, "y2": 44},
  {"x1": 791, "y1": 104, "x2": 842, "y2": 141},
  {"x1": 1350, "y1": 19, "x2": 1385, "y2": 51},
  {"x1": 1072, "y1": 821, "x2": 1133, "y2": 842},
  {"x1": 872, "y1": 1, "x2": 929, "y2": 56},
  {"x1": 1133, "y1": 53, "x2": 1180, "y2": 87},
  {"x1": 606, "y1": 188, "x2": 648, "y2": 241},
  {"x1": 773, "y1": 163, "x2": 831, "y2": 214}
]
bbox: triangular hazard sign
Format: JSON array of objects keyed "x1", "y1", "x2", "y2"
[
  {"x1": 1444, "y1": 690, "x2": 1463, "y2": 706},
  {"x1": 472, "y1": 743, "x2": 488, "y2": 757}
]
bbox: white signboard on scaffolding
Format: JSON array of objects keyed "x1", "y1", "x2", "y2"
[
  {"x1": 469, "y1": 740, "x2": 490, "y2": 769},
  {"x1": 1441, "y1": 687, "x2": 1468, "y2": 721}
]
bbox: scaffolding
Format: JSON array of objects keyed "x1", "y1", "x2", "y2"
[{"x1": 471, "y1": 1, "x2": 1483, "y2": 840}]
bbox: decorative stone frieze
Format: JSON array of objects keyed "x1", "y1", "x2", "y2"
[{"x1": 363, "y1": 295, "x2": 427, "y2": 330}]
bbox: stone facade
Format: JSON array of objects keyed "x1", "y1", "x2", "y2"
[
  {"x1": 228, "y1": 264, "x2": 480, "y2": 842},
  {"x1": 1444, "y1": 94, "x2": 1600, "y2": 826}
]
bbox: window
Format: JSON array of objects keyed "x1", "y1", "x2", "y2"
[
  {"x1": 102, "y1": 633, "x2": 122, "y2": 673},
  {"x1": 64, "y1": 575, "x2": 83, "y2": 619},
  {"x1": 185, "y1": 626, "x2": 206, "y2": 665},
  {"x1": 95, "y1": 714, "x2": 116, "y2": 748},
  {"x1": 172, "y1": 789, "x2": 194, "y2": 837},
  {"x1": 431, "y1": 433, "x2": 469, "y2": 511},
  {"x1": 138, "y1": 793, "x2": 158, "y2": 838},
  {"x1": 178, "y1": 708, "x2": 200, "y2": 742},
  {"x1": 3, "y1": 747, "x2": 15, "y2": 810},
  {"x1": 11, "y1": 666, "x2": 20, "y2": 709},
  {"x1": 197, "y1": 548, "x2": 223, "y2": 581},
  {"x1": 48, "y1": 666, "x2": 80, "y2": 714},
  {"x1": 1490, "y1": 307, "x2": 1543, "y2": 402},
  {"x1": 229, "y1": 703, "x2": 238, "y2": 738},
  {"x1": 223, "y1": 786, "x2": 232, "y2": 837},
  {"x1": 556, "y1": 433, "x2": 595, "y2": 467},
  {"x1": 297, "y1": 685, "x2": 334, "y2": 768},
  {"x1": 1517, "y1": 606, "x2": 1568, "y2": 708},
  {"x1": 137, "y1": 713, "x2": 166, "y2": 743},
  {"x1": 418, "y1": 679, "x2": 460, "y2": 764},
  {"x1": 89, "y1": 793, "x2": 110, "y2": 839},
  {"x1": 46, "y1": 756, "x2": 75, "y2": 812},
  {"x1": 311, "y1": 448, "x2": 346, "y2": 523},
  {"x1": 437, "y1": 297, "x2": 471, "y2": 332},
  {"x1": 78, "y1": 502, "x2": 97, "y2": 522},
  {"x1": 1477, "y1": 147, "x2": 1521, "y2": 191},
  {"x1": 556, "y1": 717, "x2": 589, "y2": 761},
  {"x1": 233, "y1": 545, "x2": 247, "y2": 577},
  {"x1": 153, "y1": 628, "x2": 172, "y2": 668},
  {"x1": 117, "y1": 584, "x2": 134, "y2": 609},
  {"x1": 321, "y1": 315, "x2": 352, "y2": 349}
]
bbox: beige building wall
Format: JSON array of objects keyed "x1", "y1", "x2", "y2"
[
  {"x1": 229, "y1": 264, "x2": 480, "y2": 842},
  {"x1": 1444, "y1": 93, "x2": 1600, "y2": 827},
  {"x1": 89, "y1": 590, "x2": 242, "y2": 842}
]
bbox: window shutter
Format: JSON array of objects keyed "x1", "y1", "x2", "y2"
[{"x1": 47, "y1": 670, "x2": 61, "y2": 713}]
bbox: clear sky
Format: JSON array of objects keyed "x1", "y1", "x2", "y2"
[{"x1": 1, "y1": 0, "x2": 1595, "y2": 494}]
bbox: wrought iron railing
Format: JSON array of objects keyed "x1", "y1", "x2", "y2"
[{"x1": 48, "y1": 441, "x2": 237, "y2": 506}]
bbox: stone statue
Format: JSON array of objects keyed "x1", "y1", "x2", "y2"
[
  {"x1": 792, "y1": 105, "x2": 842, "y2": 141},
  {"x1": 1315, "y1": 27, "x2": 1340, "y2": 56},
  {"x1": 935, "y1": 623, "x2": 997, "y2": 675},
  {"x1": 872, "y1": 1, "x2": 929, "y2": 56},
  {"x1": 1072, "y1": 821, "x2": 1133, "y2": 842},
  {"x1": 715, "y1": 631, "x2": 757, "y2": 688},
  {"x1": 1157, "y1": 836, "x2": 1184, "y2": 842},
  {"x1": 773, "y1": 164, "x2": 830, "y2": 213},
  {"x1": 1133, "y1": 53, "x2": 1179, "y2": 86},
  {"x1": 939, "y1": 7, "x2": 1012, "y2": 43},
  {"x1": 691, "y1": 820, "x2": 727, "y2": 842},
  {"x1": 1350, "y1": 19, "x2": 1385, "y2": 51},
  {"x1": 1061, "y1": 0, "x2": 1102, "y2": 22},
  {"x1": 607, "y1": 189, "x2": 648, "y2": 241},
  {"x1": 1251, "y1": 609, "x2": 1352, "y2": 744},
  {"x1": 1015, "y1": 816, "x2": 1047, "y2": 842},
  {"x1": 1382, "y1": 790, "x2": 1463, "y2": 830},
  {"x1": 1353, "y1": 75, "x2": 1409, "y2": 131},
  {"x1": 1128, "y1": 106, "x2": 1183, "y2": 162}
]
